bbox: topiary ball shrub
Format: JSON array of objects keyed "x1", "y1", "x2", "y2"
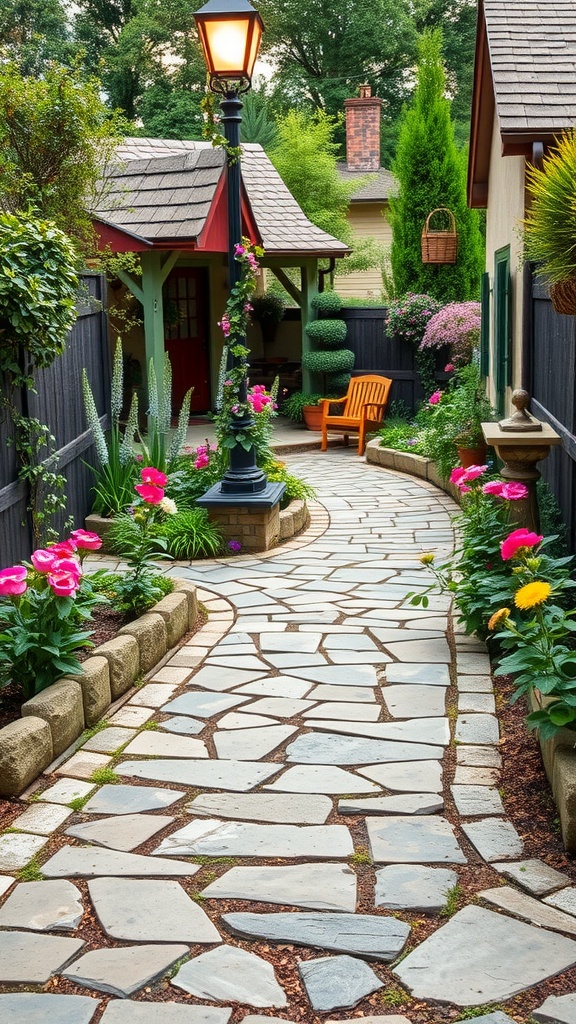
[
  {"x1": 329, "y1": 371, "x2": 354, "y2": 393},
  {"x1": 312, "y1": 291, "x2": 344, "y2": 316},
  {"x1": 302, "y1": 349, "x2": 355, "y2": 375},
  {"x1": 305, "y1": 319, "x2": 348, "y2": 348}
]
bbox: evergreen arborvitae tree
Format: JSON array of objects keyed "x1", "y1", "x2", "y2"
[{"x1": 389, "y1": 30, "x2": 483, "y2": 303}]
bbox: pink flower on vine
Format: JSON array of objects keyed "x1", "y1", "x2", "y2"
[
  {"x1": 219, "y1": 314, "x2": 231, "y2": 338},
  {"x1": 234, "y1": 244, "x2": 246, "y2": 256}
]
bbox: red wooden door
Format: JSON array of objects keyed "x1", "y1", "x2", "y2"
[{"x1": 164, "y1": 268, "x2": 210, "y2": 413}]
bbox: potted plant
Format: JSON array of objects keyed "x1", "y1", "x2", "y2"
[
  {"x1": 250, "y1": 290, "x2": 286, "y2": 345},
  {"x1": 301, "y1": 292, "x2": 355, "y2": 421},
  {"x1": 524, "y1": 131, "x2": 576, "y2": 314},
  {"x1": 281, "y1": 390, "x2": 324, "y2": 430}
]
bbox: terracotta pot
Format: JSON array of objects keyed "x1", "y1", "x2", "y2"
[
  {"x1": 457, "y1": 443, "x2": 487, "y2": 468},
  {"x1": 303, "y1": 404, "x2": 322, "y2": 431}
]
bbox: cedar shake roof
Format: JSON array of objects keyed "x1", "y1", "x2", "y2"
[
  {"x1": 94, "y1": 138, "x2": 350, "y2": 257},
  {"x1": 469, "y1": 1, "x2": 576, "y2": 205},
  {"x1": 485, "y1": 0, "x2": 576, "y2": 134},
  {"x1": 336, "y1": 163, "x2": 398, "y2": 203}
]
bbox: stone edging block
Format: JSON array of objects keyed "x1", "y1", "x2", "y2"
[
  {"x1": 279, "y1": 500, "x2": 308, "y2": 541},
  {"x1": 0, "y1": 581, "x2": 196, "y2": 798},
  {"x1": 365, "y1": 440, "x2": 462, "y2": 503}
]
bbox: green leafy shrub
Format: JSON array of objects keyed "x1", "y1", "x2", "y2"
[
  {"x1": 302, "y1": 349, "x2": 355, "y2": 375},
  {"x1": 305, "y1": 319, "x2": 348, "y2": 348},
  {"x1": 312, "y1": 291, "x2": 344, "y2": 315},
  {"x1": 280, "y1": 392, "x2": 323, "y2": 423},
  {"x1": 265, "y1": 462, "x2": 316, "y2": 506},
  {"x1": 160, "y1": 509, "x2": 224, "y2": 560}
]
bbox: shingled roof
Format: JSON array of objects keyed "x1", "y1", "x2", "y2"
[
  {"x1": 336, "y1": 164, "x2": 398, "y2": 203},
  {"x1": 94, "y1": 138, "x2": 350, "y2": 258},
  {"x1": 485, "y1": 0, "x2": 576, "y2": 135}
]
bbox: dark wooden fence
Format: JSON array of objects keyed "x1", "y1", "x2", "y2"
[
  {"x1": 523, "y1": 267, "x2": 576, "y2": 551},
  {"x1": 342, "y1": 307, "x2": 448, "y2": 411},
  {"x1": 0, "y1": 274, "x2": 110, "y2": 566}
]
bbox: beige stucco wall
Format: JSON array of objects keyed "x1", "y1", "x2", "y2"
[
  {"x1": 485, "y1": 114, "x2": 526, "y2": 410},
  {"x1": 333, "y1": 201, "x2": 392, "y2": 299}
]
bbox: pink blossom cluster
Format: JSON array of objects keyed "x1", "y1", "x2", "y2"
[
  {"x1": 385, "y1": 293, "x2": 441, "y2": 342},
  {"x1": 234, "y1": 243, "x2": 259, "y2": 272},
  {"x1": 428, "y1": 390, "x2": 442, "y2": 405},
  {"x1": 218, "y1": 313, "x2": 231, "y2": 338},
  {"x1": 420, "y1": 302, "x2": 482, "y2": 367},
  {"x1": 450, "y1": 464, "x2": 529, "y2": 500},
  {"x1": 248, "y1": 384, "x2": 273, "y2": 414},
  {"x1": 135, "y1": 466, "x2": 168, "y2": 505},
  {"x1": 501, "y1": 528, "x2": 543, "y2": 560},
  {"x1": 194, "y1": 443, "x2": 215, "y2": 471},
  {"x1": 0, "y1": 529, "x2": 102, "y2": 599}
]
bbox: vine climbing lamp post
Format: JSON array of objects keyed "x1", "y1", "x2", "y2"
[{"x1": 194, "y1": 0, "x2": 283, "y2": 511}]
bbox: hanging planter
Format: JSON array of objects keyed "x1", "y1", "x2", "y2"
[
  {"x1": 421, "y1": 208, "x2": 458, "y2": 264},
  {"x1": 549, "y1": 278, "x2": 576, "y2": 316}
]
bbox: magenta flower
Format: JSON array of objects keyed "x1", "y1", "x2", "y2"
[
  {"x1": 140, "y1": 467, "x2": 168, "y2": 488},
  {"x1": 501, "y1": 482, "x2": 528, "y2": 500},
  {"x1": 0, "y1": 565, "x2": 27, "y2": 596},
  {"x1": 47, "y1": 569, "x2": 80, "y2": 597},
  {"x1": 48, "y1": 540, "x2": 77, "y2": 558},
  {"x1": 444, "y1": 362, "x2": 455, "y2": 372},
  {"x1": 194, "y1": 453, "x2": 209, "y2": 470},
  {"x1": 31, "y1": 548, "x2": 60, "y2": 573},
  {"x1": 429, "y1": 390, "x2": 442, "y2": 405},
  {"x1": 501, "y1": 528, "x2": 543, "y2": 560},
  {"x1": 461, "y1": 464, "x2": 488, "y2": 482},
  {"x1": 70, "y1": 529, "x2": 103, "y2": 551},
  {"x1": 450, "y1": 467, "x2": 468, "y2": 485},
  {"x1": 228, "y1": 540, "x2": 242, "y2": 553},
  {"x1": 135, "y1": 483, "x2": 164, "y2": 504},
  {"x1": 482, "y1": 480, "x2": 505, "y2": 497}
]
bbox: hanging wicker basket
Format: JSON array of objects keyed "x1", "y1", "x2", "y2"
[
  {"x1": 421, "y1": 208, "x2": 458, "y2": 264},
  {"x1": 549, "y1": 278, "x2": 576, "y2": 315}
]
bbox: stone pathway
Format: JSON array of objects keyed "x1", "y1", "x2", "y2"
[{"x1": 3, "y1": 450, "x2": 576, "y2": 1022}]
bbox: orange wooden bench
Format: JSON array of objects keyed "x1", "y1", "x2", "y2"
[{"x1": 320, "y1": 374, "x2": 393, "y2": 456}]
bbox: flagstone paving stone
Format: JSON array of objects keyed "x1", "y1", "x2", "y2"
[
  {"x1": 326, "y1": 1018, "x2": 412, "y2": 1024},
  {"x1": 82, "y1": 785, "x2": 184, "y2": 816},
  {"x1": 217, "y1": 711, "x2": 280, "y2": 729},
  {"x1": 0, "y1": 880, "x2": 83, "y2": 931},
  {"x1": 453, "y1": 765, "x2": 499, "y2": 786},
  {"x1": 302, "y1": 701, "x2": 380, "y2": 721},
  {"x1": 385, "y1": 664, "x2": 450, "y2": 686},
  {"x1": 264, "y1": 764, "x2": 380, "y2": 794},
  {"x1": 239, "y1": 697, "x2": 317, "y2": 717},
  {"x1": 366, "y1": 815, "x2": 466, "y2": 864},
  {"x1": 286, "y1": 731, "x2": 444, "y2": 765},
  {"x1": 65, "y1": 813, "x2": 174, "y2": 852},
  {"x1": 128, "y1": 685, "x2": 180, "y2": 707},
  {"x1": 493, "y1": 859, "x2": 570, "y2": 896},
  {"x1": 117, "y1": 758, "x2": 281, "y2": 790},
  {"x1": 213, "y1": 725, "x2": 297, "y2": 760},
  {"x1": 88, "y1": 878, "x2": 220, "y2": 943},
  {"x1": 306, "y1": 684, "x2": 376, "y2": 702},
  {"x1": 357, "y1": 760, "x2": 442, "y2": 793},
  {"x1": 0, "y1": 930, "x2": 85, "y2": 983},
  {"x1": 161, "y1": 692, "x2": 249, "y2": 718},
  {"x1": 158, "y1": 716, "x2": 205, "y2": 734},
  {"x1": 285, "y1": 665, "x2": 378, "y2": 686},
  {"x1": 99, "y1": 1005, "x2": 232, "y2": 1024},
  {"x1": 153, "y1": 819, "x2": 353, "y2": 859},
  {"x1": 304, "y1": 716, "x2": 450, "y2": 746},
  {"x1": 455, "y1": 714, "x2": 500, "y2": 745},
  {"x1": 108, "y1": 706, "x2": 155, "y2": 728},
  {"x1": 545, "y1": 888, "x2": 576, "y2": 916},
  {"x1": 0, "y1": 875, "x2": 15, "y2": 898},
  {"x1": 339, "y1": 793, "x2": 443, "y2": 815},
  {"x1": 201, "y1": 862, "x2": 357, "y2": 912},
  {"x1": 187, "y1": 792, "x2": 332, "y2": 824},
  {"x1": 533, "y1": 993, "x2": 576, "y2": 1023},
  {"x1": 121, "y1": 732, "x2": 209, "y2": 758},
  {"x1": 171, "y1": 945, "x2": 287, "y2": 1008},
  {"x1": 479, "y1": 885, "x2": 576, "y2": 936},
  {"x1": 462, "y1": 819, "x2": 524, "y2": 861},
  {"x1": 0, "y1": 833, "x2": 47, "y2": 872},
  {"x1": 451, "y1": 785, "x2": 505, "y2": 816},
  {"x1": 298, "y1": 954, "x2": 383, "y2": 1012},
  {"x1": 81, "y1": 727, "x2": 136, "y2": 753},
  {"x1": 231, "y1": 678, "x2": 313, "y2": 699},
  {"x1": 458, "y1": 693, "x2": 496, "y2": 714},
  {"x1": 456, "y1": 745, "x2": 502, "y2": 768},
  {"x1": 222, "y1": 910, "x2": 410, "y2": 960},
  {"x1": 42, "y1": 845, "x2": 197, "y2": 878},
  {"x1": 0, "y1": 993, "x2": 100, "y2": 1024},
  {"x1": 38, "y1": 778, "x2": 96, "y2": 804},
  {"x1": 55, "y1": 750, "x2": 112, "y2": 780},
  {"x1": 11, "y1": 802, "x2": 72, "y2": 835},
  {"x1": 456, "y1": 674, "x2": 494, "y2": 692},
  {"x1": 186, "y1": 667, "x2": 266, "y2": 692},
  {"x1": 394, "y1": 904, "x2": 576, "y2": 1005},
  {"x1": 63, "y1": 943, "x2": 189, "y2": 997},
  {"x1": 382, "y1": 684, "x2": 447, "y2": 719},
  {"x1": 375, "y1": 864, "x2": 457, "y2": 912}
]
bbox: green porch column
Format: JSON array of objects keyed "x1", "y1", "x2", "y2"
[
  {"x1": 140, "y1": 251, "x2": 167, "y2": 392},
  {"x1": 301, "y1": 260, "x2": 318, "y2": 393}
]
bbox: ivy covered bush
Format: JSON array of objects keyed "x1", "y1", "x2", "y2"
[{"x1": 302, "y1": 291, "x2": 355, "y2": 395}]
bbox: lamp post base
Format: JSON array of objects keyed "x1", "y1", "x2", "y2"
[{"x1": 197, "y1": 481, "x2": 287, "y2": 552}]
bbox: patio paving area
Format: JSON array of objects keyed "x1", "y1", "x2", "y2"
[{"x1": 2, "y1": 450, "x2": 576, "y2": 1023}]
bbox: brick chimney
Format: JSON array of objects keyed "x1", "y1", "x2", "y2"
[{"x1": 344, "y1": 84, "x2": 383, "y2": 172}]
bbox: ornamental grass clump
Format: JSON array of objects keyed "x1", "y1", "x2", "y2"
[
  {"x1": 0, "y1": 530, "x2": 105, "y2": 699},
  {"x1": 420, "y1": 301, "x2": 481, "y2": 367}
]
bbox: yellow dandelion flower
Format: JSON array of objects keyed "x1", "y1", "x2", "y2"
[
  {"x1": 420, "y1": 552, "x2": 435, "y2": 565},
  {"x1": 514, "y1": 581, "x2": 552, "y2": 610},
  {"x1": 487, "y1": 607, "x2": 511, "y2": 632}
]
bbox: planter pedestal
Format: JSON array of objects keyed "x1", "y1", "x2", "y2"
[{"x1": 482, "y1": 421, "x2": 561, "y2": 532}]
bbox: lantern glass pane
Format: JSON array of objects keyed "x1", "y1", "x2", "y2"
[{"x1": 203, "y1": 17, "x2": 250, "y2": 73}]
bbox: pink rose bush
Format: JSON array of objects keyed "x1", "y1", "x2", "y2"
[
  {"x1": 0, "y1": 531, "x2": 105, "y2": 699},
  {"x1": 500, "y1": 528, "x2": 543, "y2": 561}
]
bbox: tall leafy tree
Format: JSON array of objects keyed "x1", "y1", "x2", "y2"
[
  {"x1": 0, "y1": 0, "x2": 74, "y2": 74},
  {"x1": 258, "y1": 0, "x2": 416, "y2": 135},
  {"x1": 411, "y1": 0, "x2": 477, "y2": 143},
  {"x1": 0, "y1": 62, "x2": 125, "y2": 252},
  {"x1": 389, "y1": 30, "x2": 483, "y2": 303}
]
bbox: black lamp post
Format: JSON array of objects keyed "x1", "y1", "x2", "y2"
[{"x1": 194, "y1": 0, "x2": 284, "y2": 507}]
